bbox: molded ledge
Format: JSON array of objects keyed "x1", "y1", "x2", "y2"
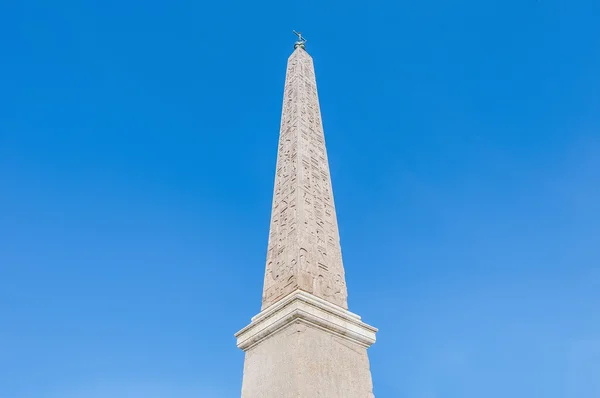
[{"x1": 235, "y1": 290, "x2": 377, "y2": 352}]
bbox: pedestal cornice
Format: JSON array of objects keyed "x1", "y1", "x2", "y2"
[{"x1": 235, "y1": 290, "x2": 377, "y2": 352}]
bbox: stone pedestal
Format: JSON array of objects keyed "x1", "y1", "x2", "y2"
[{"x1": 236, "y1": 291, "x2": 377, "y2": 398}]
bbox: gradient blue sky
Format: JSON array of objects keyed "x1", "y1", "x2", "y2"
[{"x1": 2, "y1": 0, "x2": 600, "y2": 397}]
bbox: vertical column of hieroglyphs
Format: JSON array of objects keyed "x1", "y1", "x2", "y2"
[
  {"x1": 262, "y1": 48, "x2": 348, "y2": 310},
  {"x1": 261, "y1": 49, "x2": 301, "y2": 309}
]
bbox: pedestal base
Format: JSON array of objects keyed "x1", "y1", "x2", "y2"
[{"x1": 235, "y1": 290, "x2": 377, "y2": 398}]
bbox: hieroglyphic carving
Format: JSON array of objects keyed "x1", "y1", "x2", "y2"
[{"x1": 262, "y1": 47, "x2": 349, "y2": 310}]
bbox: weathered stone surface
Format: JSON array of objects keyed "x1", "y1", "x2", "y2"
[
  {"x1": 262, "y1": 46, "x2": 348, "y2": 311},
  {"x1": 236, "y1": 44, "x2": 377, "y2": 398},
  {"x1": 236, "y1": 291, "x2": 376, "y2": 398}
]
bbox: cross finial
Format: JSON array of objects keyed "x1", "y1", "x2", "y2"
[{"x1": 293, "y1": 30, "x2": 307, "y2": 49}]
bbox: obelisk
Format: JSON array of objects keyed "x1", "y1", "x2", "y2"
[{"x1": 235, "y1": 32, "x2": 377, "y2": 398}]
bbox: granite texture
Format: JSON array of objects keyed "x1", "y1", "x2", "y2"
[
  {"x1": 236, "y1": 45, "x2": 377, "y2": 398},
  {"x1": 261, "y1": 47, "x2": 348, "y2": 310}
]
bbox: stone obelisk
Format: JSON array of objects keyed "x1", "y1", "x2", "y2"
[{"x1": 235, "y1": 32, "x2": 377, "y2": 398}]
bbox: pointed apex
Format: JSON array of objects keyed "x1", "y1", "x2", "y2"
[{"x1": 292, "y1": 30, "x2": 307, "y2": 50}]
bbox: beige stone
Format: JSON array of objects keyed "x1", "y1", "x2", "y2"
[
  {"x1": 261, "y1": 46, "x2": 348, "y2": 311},
  {"x1": 236, "y1": 291, "x2": 376, "y2": 398},
  {"x1": 236, "y1": 42, "x2": 377, "y2": 397}
]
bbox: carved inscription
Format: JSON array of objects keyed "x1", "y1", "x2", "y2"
[{"x1": 262, "y1": 48, "x2": 348, "y2": 310}]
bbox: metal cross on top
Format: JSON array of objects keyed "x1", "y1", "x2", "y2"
[{"x1": 292, "y1": 30, "x2": 307, "y2": 48}]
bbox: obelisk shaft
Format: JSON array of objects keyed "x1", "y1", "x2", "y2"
[
  {"x1": 261, "y1": 46, "x2": 348, "y2": 310},
  {"x1": 235, "y1": 39, "x2": 377, "y2": 398}
]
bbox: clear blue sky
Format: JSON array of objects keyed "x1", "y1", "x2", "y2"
[{"x1": 1, "y1": 0, "x2": 599, "y2": 397}]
